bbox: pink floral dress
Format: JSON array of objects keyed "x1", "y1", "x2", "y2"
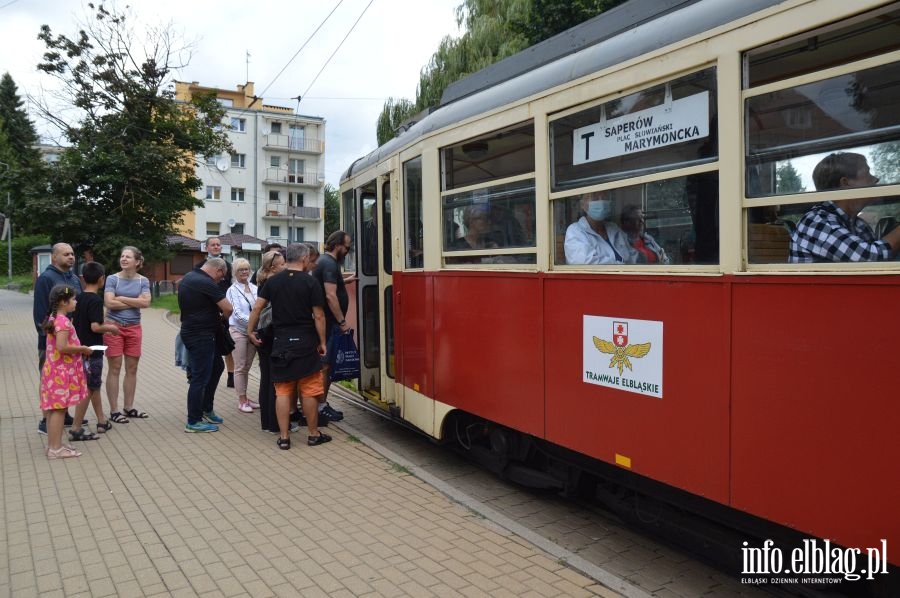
[{"x1": 39, "y1": 314, "x2": 88, "y2": 410}]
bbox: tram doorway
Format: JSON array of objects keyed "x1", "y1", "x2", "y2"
[{"x1": 346, "y1": 175, "x2": 395, "y2": 409}]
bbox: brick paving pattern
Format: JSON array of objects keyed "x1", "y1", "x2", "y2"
[{"x1": 0, "y1": 289, "x2": 616, "y2": 597}]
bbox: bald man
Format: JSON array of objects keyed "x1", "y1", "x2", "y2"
[{"x1": 33, "y1": 243, "x2": 83, "y2": 433}]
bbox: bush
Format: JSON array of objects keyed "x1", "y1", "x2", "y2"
[{"x1": 0, "y1": 234, "x2": 51, "y2": 276}]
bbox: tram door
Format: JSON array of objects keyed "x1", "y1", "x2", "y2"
[{"x1": 353, "y1": 175, "x2": 395, "y2": 408}]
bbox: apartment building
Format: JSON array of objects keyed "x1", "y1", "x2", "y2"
[{"x1": 174, "y1": 81, "x2": 326, "y2": 248}]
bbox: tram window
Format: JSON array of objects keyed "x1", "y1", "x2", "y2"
[
  {"x1": 361, "y1": 195, "x2": 377, "y2": 276},
  {"x1": 550, "y1": 68, "x2": 717, "y2": 192},
  {"x1": 341, "y1": 189, "x2": 357, "y2": 272},
  {"x1": 746, "y1": 61, "x2": 900, "y2": 198},
  {"x1": 745, "y1": 6, "x2": 900, "y2": 88},
  {"x1": 443, "y1": 179, "x2": 537, "y2": 265},
  {"x1": 749, "y1": 194, "x2": 900, "y2": 264},
  {"x1": 441, "y1": 122, "x2": 535, "y2": 191},
  {"x1": 404, "y1": 157, "x2": 424, "y2": 269},
  {"x1": 553, "y1": 173, "x2": 719, "y2": 266},
  {"x1": 382, "y1": 182, "x2": 392, "y2": 275}
]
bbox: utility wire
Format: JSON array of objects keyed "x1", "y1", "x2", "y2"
[{"x1": 299, "y1": 0, "x2": 376, "y2": 105}]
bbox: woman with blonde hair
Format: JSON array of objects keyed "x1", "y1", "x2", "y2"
[{"x1": 226, "y1": 258, "x2": 259, "y2": 413}]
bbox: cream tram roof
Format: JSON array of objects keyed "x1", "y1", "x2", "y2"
[{"x1": 341, "y1": 0, "x2": 785, "y2": 183}]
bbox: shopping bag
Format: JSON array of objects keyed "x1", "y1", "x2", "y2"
[{"x1": 329, "y1": 329, "x2": 360, "y2": 382}]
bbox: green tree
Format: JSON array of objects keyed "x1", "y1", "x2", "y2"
[
  {"x1": 29, "y1": 3, "x2": 231, "y2": 269},
  {"x1": 375, "y1": 0, "x2": 625, "y2": 145},
  {"x1": 871, "y1": 141, "x2": 900, "y2": 185},
  {"x1": 0, "y1": 73, "x2": 47, "y2": 235},
  {"x1": 776, "y1": 161, "x2": 805, "y2": 194},
  {"x1": 324, "y1": 183, "x2": 340, "y2": 238}
]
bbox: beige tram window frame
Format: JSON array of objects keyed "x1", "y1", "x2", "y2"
[{"x1": 742, "y1": 19, "x2": 900, "y2": 270}]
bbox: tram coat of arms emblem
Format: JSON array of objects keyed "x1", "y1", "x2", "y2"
[{"x1": 593, "y1": 320, "x2": 652, "y2": 375}]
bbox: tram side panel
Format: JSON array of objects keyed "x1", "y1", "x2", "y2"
[
  {"x1": 394, "y1": 272, "x2": 435, "y2": 399},
  {"x1": 432, "y1": 273, "x2": 545, "y2": 437},
  {"x1": 543, "y1": 275, "x2": 732, "y2": 505},
  {"x1": 731, "y1": 277, "x2": 900, "y2": 563}
]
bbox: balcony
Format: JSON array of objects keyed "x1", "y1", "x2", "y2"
[
  {"x1": 262, "y1": 168, "x2": 325, "y2": 187},
  {"x1": 263, "y1": 135, "x2": 324, "y2": 153},
  {"x1": 263, "y1": 204, "x2": 322, "y2": 221}
]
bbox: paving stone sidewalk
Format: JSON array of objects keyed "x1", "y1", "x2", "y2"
[{"x1": 0, "y1": 289, "x2": 617, "y2": 598}]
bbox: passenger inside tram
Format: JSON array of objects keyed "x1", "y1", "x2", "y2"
[
  {"x1": 564, "y1": 191, "x2": 640, "y2": 265},
  {"x1": 620, "y1": 205, "x2": 670, "y2": 264},
  {"x1": 790, "y1": 152, "x2": 900, "y2": 262}
]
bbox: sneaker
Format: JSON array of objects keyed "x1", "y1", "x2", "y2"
[
  {"x1": 289, "y1": 422, "x2": 300, "y2": 433},
  {"x1": 321, "y1": 402, "x2": 344, "y2": 421},
  {"x1": 290, "y1": 411, "x2": 303, "y2": 422},
  {"x1": 38, "y1": 419, "x2": 47, "y2": 435},
  {"x1": 238, "y1": 402, "x2": 253, "y2": 413},
  {"x1": 307, "y1": 432, "x2": 332, "y2": 446},
  {"x1": 247, "y1": 400, "x2": 260, "y2": 409},
  {"x1": 316, "y1": 411, "x2": 330, "y2": 427},
  {"x1": 185, "y1": 421, "x2": 219, "y2": 433},
  {"x1": 202, "y1": 410, "x2": 224, "y2": 424}
]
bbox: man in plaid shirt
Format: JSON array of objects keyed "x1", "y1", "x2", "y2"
[{"x1": 790, "y1": 152, "x2": 900, "y2": 263}]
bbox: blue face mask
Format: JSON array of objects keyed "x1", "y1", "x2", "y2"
[{"x1": 587, "y1": 199, "x2": 612, "y2": 221}]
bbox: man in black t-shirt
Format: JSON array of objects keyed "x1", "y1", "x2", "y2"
[
  {"x1": 311, "y1": 230, "x2": 356, "y2": 414},
  {"x1": 248, "y1": 243, "x2": 329, "y2": 450},
  {"x1": 179, "y1": 258, "x2": 233, "y2": 433}
]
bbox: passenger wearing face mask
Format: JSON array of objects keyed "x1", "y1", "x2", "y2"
[{"x1": 564, "y1": 192, "x2": 640, "y2": 265}]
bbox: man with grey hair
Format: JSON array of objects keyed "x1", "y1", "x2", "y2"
[
  {"x1": 34, "y1": 242, "x2": 83, "y2": 434},
  {"x1": 248, "y1": 243, "x2": 329, "y2": 450},
  {"x1": 178, "y1": 257, "x2": 233, "y2": 432}
]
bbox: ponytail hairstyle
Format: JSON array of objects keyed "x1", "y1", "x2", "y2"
[{"x1": 42, "y1": 284, "x2": 77, "y2": 334}]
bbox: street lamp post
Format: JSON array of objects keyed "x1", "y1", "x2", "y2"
[{"x1": 0, "y1": 161, "x2": 10, "y2": 287}]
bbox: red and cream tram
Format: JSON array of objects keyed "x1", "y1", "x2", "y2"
[{"x1": 340, "y1": 0, "x2": 899, "y2": 589}]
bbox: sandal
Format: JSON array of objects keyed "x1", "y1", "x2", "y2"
[
  {"x1": 96, "y1": 420, "x2": 112, "y2": 433},
  {"x1": 276, "y1": 437, "x2": 291, "y2": 450},
  {"x1": 69, "y1": 428, "x2": 98, "y2": 441},
  {"x1": 47, "y1": 446, "x2": 82, "y2": 459},
  {"x1": 123, "y1": 408, "x2": 148, "y2": 419},
  {"x1": 109, "y1": 412, "x2": 129, "y2": 424},
  {"x1": 307, "y1": 433, "x2": 332, "y2": 446}
]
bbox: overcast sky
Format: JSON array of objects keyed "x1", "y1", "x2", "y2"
[{"x1": 0, "y1": 0, "x2": 462, "y2": 187}]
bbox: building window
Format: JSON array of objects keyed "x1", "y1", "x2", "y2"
[
  {"x1": 270, "y1": 226, "x2": 280, "y2": 237},
  {"x1": 269, "y1": 190, "x2": 280, "y2": 202},
  {"x1": 231, "y1": 223, "x2": 245, "y2": 235},
  {"x1": 288, "y1": 158, "x2": 304, "y2": 183},
  {"x1": 291, "y1": 227, "x2": 305, "y2": 242},
  {"x1": 204, "y1": 155, "x2": 216, "y2": 166},
  {"x1": 271, "y1": 122, "x2": 282, "y2": 134},
  {"x1": 230, "y1": 117, "x2": 246, "y2": 132},
  {"x1": 270, "y1": 156, "x2": 281, "y2": 168},
  {"x1": 206, "y1": 222, "x2": 220, "y2": 236},
  {"x1": 205, "y1": 186, "x2": 222, "y2": 200},
  {"x1": 231, "y1": 153, "x2": 246, "y2": 168},
  {"x1": 217, "y1": 98, "x2": 233, "y2": 107},
  {"x1": 231, "y1": 188, "x2": 246, "y2": 202},
  {"x1": 289, "y1": 192, "x2": 304, "y2": 207}
]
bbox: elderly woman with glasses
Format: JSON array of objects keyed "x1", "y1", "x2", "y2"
[{"x1": 226, "y1": 258, "x2": 259, "y2": 413}]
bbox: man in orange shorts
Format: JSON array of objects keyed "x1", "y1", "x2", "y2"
[{"x1": 248, "y1": 243, "x2": 329, "y2": 450}]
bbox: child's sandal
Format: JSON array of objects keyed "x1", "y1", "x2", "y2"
[
  {"x1": 109, "y1": 412, "x2": 129, "y2": 424},
  {"x1": 47, "y1": 446, "x2": 82, "y2": 459},
  {"x1": 69, "y1": 428, "x2": 98, "y2": 441},
  {"x1": 96, "y1": 420, "x2": 112, "y2": 433}
]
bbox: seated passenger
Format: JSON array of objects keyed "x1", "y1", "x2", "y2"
[
  {"x1": 452, "y1": 205, "x2": 501, "y2": 251},
  {"x1": 791, "y1": 152, "x2": 900, "y2": 262},
  {"x1": 620, "y1": 205, "x2": 670, "y2": 264},
  {"x1": 564, "y1": 192, "x2": 639, "y2": 265}
]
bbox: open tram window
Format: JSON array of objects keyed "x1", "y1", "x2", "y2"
[
  {"x1": 442, "y1": 179, "x2": 536, "y2": 265},
  {"x1": 404, "y1": 156, "x2": 424, "y2": 269},
  {"x1": 553, "y1": 173, "x2": 719, "y2": 266},
  {"x1": 550, "y1": 67, "x2": 717, "y2": 192},
  {"x1": 441, "y1": 122, "x2": 534, "y2": 191}
]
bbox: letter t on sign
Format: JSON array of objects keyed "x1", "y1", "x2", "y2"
[{"x1": 581, "y1": 131, "x2": 595, "y2": 161}]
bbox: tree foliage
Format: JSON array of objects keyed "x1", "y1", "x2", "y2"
[
  {"x1": 0, "y1": 73, "x2": 46, "y2": 235},
  {"x1": 374, "y1": 0, "x2": 626, "y2": 145},
  {"x1": 27, "y1": 3, "x2": 231, "y2": 270},
  {"x1": 871, "y1": 142, "x2": 900, "y2": 185},
  {"x1": 776, "y1": 161, "x2": 805, "y2": 194},
  {"x1": 324, "y1": 183, "x2": 340, "y2": 238}
]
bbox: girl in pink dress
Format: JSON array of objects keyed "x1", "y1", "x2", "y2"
[{"x1": 40, "y1": 284, "x2": 92, "y2": 459}]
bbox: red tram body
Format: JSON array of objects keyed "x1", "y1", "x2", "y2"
[{"x1": 340, "y1": 0, "x2": 900, "y2": 585}]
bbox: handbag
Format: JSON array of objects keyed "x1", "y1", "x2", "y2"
[
  {"x1": 329, "y1": 328, "x2": 360, "y2": 382},
  {"x1": 217, "y1": 322, "x2": 236, "y2": 355},
  {"x1": 255, "y1": 303, "x2": 274, "y2": 345}
]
